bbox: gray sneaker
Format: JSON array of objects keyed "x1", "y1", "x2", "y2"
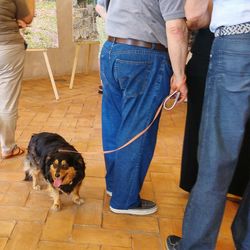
[
  {"x1": 166, "y1": 235, "x2": 181, "y2": 250},
  {"x1": 110, "y1": 199, "x2": 157, "y2": 215}
]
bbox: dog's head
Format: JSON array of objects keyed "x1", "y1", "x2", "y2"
[{"x1": 45, "y1": 152, "x2": 85, "y2": 190}]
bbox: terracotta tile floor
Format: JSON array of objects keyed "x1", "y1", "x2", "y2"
[{"x1": 0, "y1": 73, "x2": 238, "y2": 250}]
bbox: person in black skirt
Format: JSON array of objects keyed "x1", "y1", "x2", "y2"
[{"x1": 180, "y1": 28, "x2": 249, "y2": 197}]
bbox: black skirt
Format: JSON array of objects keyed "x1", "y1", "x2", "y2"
[{"x1": 180, "y1": 29, "x2": 249, "y2": 196}]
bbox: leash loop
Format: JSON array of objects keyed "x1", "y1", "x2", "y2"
[{"x1": 163, "y1": 91, "x2": 180, "y2": 111}]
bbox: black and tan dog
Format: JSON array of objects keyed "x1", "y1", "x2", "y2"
[{"x1": 24, "y1": 132, "x2": 85, "y2": 211}]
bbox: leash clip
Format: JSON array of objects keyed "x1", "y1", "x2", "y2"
[{"x1": 163, "y1": 91, "x2": 181, "y2": 111}]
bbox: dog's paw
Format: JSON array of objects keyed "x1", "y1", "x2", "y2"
[
  {"x1": 51, "y1": 203, "x2": 61, "y2": 211},
  {"x1": 73, "y1": 197, "x2": 84, "y2": 205},
  {"x1": 33, "y1": 185, "x2": 41, "y2": 191}
]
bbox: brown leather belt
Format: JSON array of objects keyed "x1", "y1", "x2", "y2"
[{"x1": 108, "y1": 36, "x2": 168, "y2": 52}]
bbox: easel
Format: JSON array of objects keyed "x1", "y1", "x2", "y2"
[
  {"x1": 69, "y1": 41, "x2": 99, "y2": 89},
  {"x1": 27, "y1": 48, "x2": 59, "y2": 100}
]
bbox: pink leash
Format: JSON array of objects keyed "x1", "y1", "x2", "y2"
[{"x1": 59, "y1": 91, "x2": 181, "y2": 155}]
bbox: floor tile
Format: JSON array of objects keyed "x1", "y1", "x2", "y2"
[{"x1": 0, "y1": 74, "x2": 237, "y2": 250}]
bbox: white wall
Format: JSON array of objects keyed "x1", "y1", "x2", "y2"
[{"x1": 23, "y1": 0, "x2": 99, "y2": 79}]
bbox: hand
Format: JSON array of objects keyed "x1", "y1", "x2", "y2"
[
  {"x1": 170, "y1": 74, "x2": 188, "y2": 103},
  {"x1": 17, "y1": 19, "x2": 27, "y2": 28}
]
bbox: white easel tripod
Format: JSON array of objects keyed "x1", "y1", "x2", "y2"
[
  {"x1": 69, "y1": 41, "x2": 99, "y2": 89},
  {"x1": 27, "y1": 48, "x2": 59, "y2": 100}
]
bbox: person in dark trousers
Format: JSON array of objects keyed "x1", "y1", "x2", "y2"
[
  {"x1": 95, "y1": 0, "x2": 108, "y2": 94},
  {"x1": 180, "y1": 28, "x2": 249, "y2": 197}
]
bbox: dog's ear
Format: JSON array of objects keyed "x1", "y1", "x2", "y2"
[
  {"x1": 76, "y1": 157, "x2": 86, "y2": 172},
  {"x1": 45, "y1": 155, "x2": 52, "y2": 165},
  {"x1": 78, "y1": 158, "x2": 84, "y2": 165},
  {"x1": 76, "y1": 157, "x2": 85, "y2": 179}
]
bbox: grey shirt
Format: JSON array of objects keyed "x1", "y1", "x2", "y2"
[{"x1": 106, "y1": 0, "x2": 185, "y2": 47}]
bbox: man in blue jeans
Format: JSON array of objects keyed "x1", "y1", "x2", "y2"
[
  {"x1": 100, "y1": 1, "x2": 188, "y2": 215},
  {"x1": 167, "y1": 0, "x2": 250, "y2": 249}
]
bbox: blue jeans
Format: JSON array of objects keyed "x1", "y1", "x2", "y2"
[
  {"x1": 100, "y1": 41, "x2": 171, "y2": 209},
  {"x1": 180, "y1": 33, "x2": 250, "y2": 249}
]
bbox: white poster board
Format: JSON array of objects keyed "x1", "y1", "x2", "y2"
[
  {"x1": 22, "y1": 0, "x2": 59, "y2": 49},
  {"x1": 72, "y1": 0, "x2": 99, "y2": 42}
]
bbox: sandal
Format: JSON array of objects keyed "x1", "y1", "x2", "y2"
[{"x1": 2, "y1": 145, "x2": 25, "y2": 159}]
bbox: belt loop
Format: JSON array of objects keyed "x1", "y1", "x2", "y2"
[
  {"x1": 109, "y1": 36, "x2": 116, "y2": 43},
  {"x1": 151, "y1": 43, "x2": 156, "y2": 50},
  {"x1": 218, "y1": 27, "x2": 222, "y2": 37},
  {"x1": 109, "y1": 37, "x2": 115, "y2": 60}
]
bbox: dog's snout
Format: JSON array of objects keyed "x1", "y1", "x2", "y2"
[{"x1": 55, "y1": 172, "x2": 60, "y2": 178}]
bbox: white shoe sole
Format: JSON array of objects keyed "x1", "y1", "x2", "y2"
[
  {"x1": 106, "y1": 190, "x2": 112, "y2": 196},
  {"x1": 110, "y1": 205, "x2": 157, "y2": 215},
  {"x1": 166, "y1": 242, "x2": 170, "y2": 250}
]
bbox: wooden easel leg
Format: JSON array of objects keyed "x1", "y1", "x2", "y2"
[
  {"x1": 43, "y1": 51, "x2": 59, "y2": 100},
  {"x1": 69, "y1": 44, "x2": 80, "y2": 89}
]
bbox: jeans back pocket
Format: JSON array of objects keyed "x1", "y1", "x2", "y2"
[{"x1": 115, "y1": 59, "x2": 152, "y2": 98}]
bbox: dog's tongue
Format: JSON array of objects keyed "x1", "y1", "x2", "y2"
[{"x1": 53, "y1": 178, "x2": 62, "y2": 188}]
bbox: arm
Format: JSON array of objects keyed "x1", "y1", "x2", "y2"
[
  {"x1": 17, "y1": 19, "x2": 28, "y2": 28},
  {"x1": 22, "y1": 0, "x2": 35, "y2": 24},
  {"x1": 95, "y1": 4, "x2": 107, "y2": 20},
  {"x1": 17, "y1": 0, "x2": 35, "y2": 25},
  {"x1": 166, "y1": 19, "x2": 188, "y2": 102},
  {"x1": 185, "y1": 0, "x2": 213, "y2": 30}
]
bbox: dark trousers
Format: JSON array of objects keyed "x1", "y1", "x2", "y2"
[{"x1": 180, "y1": 32, "x2": 249, "y2": 196}]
